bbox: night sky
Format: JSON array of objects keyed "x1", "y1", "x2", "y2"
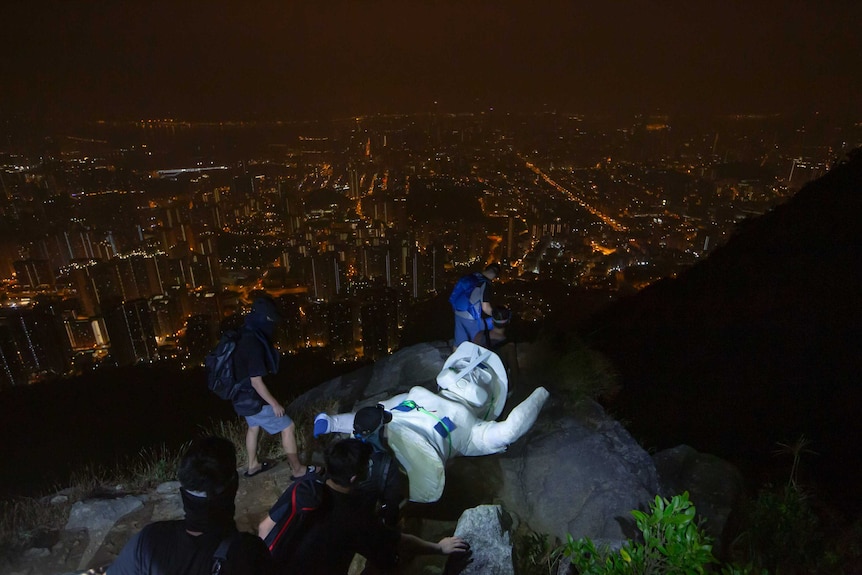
[{"x1": 3, "y1": 1, "x2": 862, "y2": 120}]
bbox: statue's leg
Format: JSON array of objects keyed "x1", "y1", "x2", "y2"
[
  {"x1": 313, "y1": 393, "x2": 410, "y2": 437},
  {"x1": 313, "y1": 412, "x2": 356, "y2": 437},
  {"x1": 466, "y1": 387, "x2": 550, "y2": 455}
]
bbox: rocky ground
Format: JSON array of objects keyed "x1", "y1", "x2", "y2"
[
  {"x1": 3, "y1": 458, "x2": 297, "y2": 575},
  {"x1": 5, "y1": 453, "x2": 461, "y2": 575},
  {"x1": 3, "y1": 340, "x2": 744, "y2": 575}
]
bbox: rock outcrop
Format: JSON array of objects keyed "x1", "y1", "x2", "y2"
[
  {"x1": 5, "y1": 341, "x2": 743, "y2": 574},
  {"x1": 453, "y1": 505, "x2": 514, "y2": 575},
  {"x1": 295, "y1": 341, "x2": 741, "y2": 547}
]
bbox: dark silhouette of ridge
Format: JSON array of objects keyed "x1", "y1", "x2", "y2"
[{"x1": 582, "y1": 149, "x2": 862, "y2": 515}]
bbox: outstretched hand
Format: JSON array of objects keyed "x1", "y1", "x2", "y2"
[{"x1": 438, "y1": 537, "x2": 470, "y2": 555}]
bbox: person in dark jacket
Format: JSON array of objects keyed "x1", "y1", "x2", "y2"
[
  {"x1": 258, "y1": 439, "x2": 469, "y2": 575},
  {"x1": 232, "y1": 297, "x2": 316, "y2": 479},
  {"x1": 108, "y1": 436, "x2": 273, "y2": 575},
  {"x1": 450, "y1": 263, "x2": 500, "y2": 348},
  {"x1": 352, "y1": 404, "x2": 408, "y2": 527}
]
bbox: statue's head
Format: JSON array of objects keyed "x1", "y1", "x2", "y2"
[
  {"x1": 437, "y1": 341, "x2": 508, "y2": 419},
  {"x1": 437, "y1": 365, "x2": 491, "y2": 408}
]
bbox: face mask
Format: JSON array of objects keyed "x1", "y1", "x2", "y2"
[
  {"x1": 181, "y1": 471, "x2": 238, "y2": 534},
  {"x1": 356, "y1": 426, "x2": 386, "y2": 453}
]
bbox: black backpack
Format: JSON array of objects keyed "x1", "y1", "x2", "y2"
[
  {"x1": 264, "y1": 474, "x2": 327, "y2": 562},
  {"x1": 205, "y1": 329, "x2": 243, "y2": 400}
]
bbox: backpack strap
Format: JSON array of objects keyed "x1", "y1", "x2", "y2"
[
  {"x1": 212, "y1": 531, "x2": 240, "y2": 575},
  {"x1": 377, "y1": 453, "x2": 392, "y2": 495}
]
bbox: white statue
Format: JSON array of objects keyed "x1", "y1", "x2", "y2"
[{"x1": 314, "y1": 341, "x2": 550, "y2": 503}]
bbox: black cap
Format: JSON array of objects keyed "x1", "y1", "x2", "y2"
[{"x1": 353, "y1": 404, "x2": 393, "y2": 437}]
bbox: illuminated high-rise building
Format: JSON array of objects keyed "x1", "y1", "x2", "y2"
[
  {"x1": 411, "y1": 242, "x2": 445, "y2": 297},
  {"x1": 64, "y1": 315, "x2": 108, "y2": 351},
  {"x1": 189, "y1": 290, "x2": 221, "y2": 324},
  {"x1": 69, "y1": 263, "x2": 100, "y2": 317},
  {"x1": 360, "y1": 288, "x2": 399, "y2": 360},
  {"x1": 149, "y1": 294, "x2": 184, "y2": 338},
  {"x1": 13, "y1": 259, "x2": 55, "y2": 290},
  {"x1": 360, "y1": 244, "x2": 395, "y2": 284},
  {"x1": 189, "y1": 253, "x2": 221, "y2": 289},
  {"x1": 88, "y1": 260, "x2": 125, "y2": 311},
  {"x1": 102, "y1": 299, "x2": 158, "y2": 366},
  {"x1": 328, "y1": 298, "x2": 358, "y2": 361},
  {"x1": 115, "y1": 258, "x2": 142, "y2": 302},
  {"x1": 275, "y1": 295, "x2": 304, "y2": 352},
  {"x1": 304, "y1": 299, "x2": 329, "y2": 349},
  {"x1": 307, "y1": 252, "x2": 343, "y2": 302},
  {"x1": 0, "y1": 304, "x2": 70, "y2": 387},
  {"x1": 185, "y1": 313, "x2": 217, "y2": 365},
  {"x1": 279, "y1": 179, "x2": 304, "y2": 235},
  {"x1": 348, "y1": 168, "x2": 361, "y2": 200}
]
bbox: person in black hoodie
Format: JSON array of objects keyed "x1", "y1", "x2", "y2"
[{"x1": 232, "y1": 297, "x2": 316, "y2": 479}]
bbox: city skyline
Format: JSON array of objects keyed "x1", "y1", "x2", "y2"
[
  {"x1": 1, "y1": 109, "x2": 849, "y2": 387},
  {"x1": 3, "y1": 1, "x2": 861, "y2": 121}
]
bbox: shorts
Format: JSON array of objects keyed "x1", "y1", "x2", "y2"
[
  {"x1": 454, "y1": 315, "x2": 491, "y2": 347},
  {"x1": 245, "y1": 404, "x2": 293, "y2": 434}
]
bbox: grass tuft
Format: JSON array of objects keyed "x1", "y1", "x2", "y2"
[
  {"x1": 289, "y1": 397, "x2": 341, "y2": 463},
  {"x1": 0, "y1": 441, "x2": 190, "y2": 553},
  {"x1": 0, "y1": 495, "x2": 71, "y2": 555}
]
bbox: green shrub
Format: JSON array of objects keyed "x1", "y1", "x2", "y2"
[
  {"x1": 514, "y1": 526, "x2": 562, "y2": 575},
  {"x1": 555, "y1": 492, "x2": 717, "y2": 575},
  {"x1": 737, "y1": 484, "x2": 823, "y2": 574}
]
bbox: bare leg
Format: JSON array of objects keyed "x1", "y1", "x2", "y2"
[
  {"x1": 281, "y1": 422, "x2": 305, "y2": 476},
  {"x1": 246, "y1": 424, "x2": 261, "y2": 473}
]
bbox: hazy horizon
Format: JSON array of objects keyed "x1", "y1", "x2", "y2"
[{"x1": 3, "y1": 2, "x2": 861, "y2": 122}]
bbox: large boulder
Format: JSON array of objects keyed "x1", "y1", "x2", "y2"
[
  {"x1": 65, "y1": 495, "x2": 144, "y2": 570},
  {"x1": 453, "y1": 505, "x2": 514, "y2": 575},
  {"x1": 289, "y1": 341, "x2": 452, "y2": 415},
  {"x1": 292, "y1": 342, "x2": 668, "y2": 544},
  {"x1": 495, "y1": 410, "x2": 660, "y2": 541}
]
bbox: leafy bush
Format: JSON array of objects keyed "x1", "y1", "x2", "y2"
[
  {"x1": 555, "y1": 492, "x2": 716, "y2": 574},
  {"x1": 735, "y1": 484, "x2": 825, "y2": 574},
  {"x1": 514, "y1": 526, "x2": 562, "y2": 575}
]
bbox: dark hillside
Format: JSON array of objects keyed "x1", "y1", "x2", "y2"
[
  {"x1": 582, "y1": 150, "x2": 862, "y2": 515},
  {"x1": 0, "y1": 352, "x2": 362, "y2": 499}
]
